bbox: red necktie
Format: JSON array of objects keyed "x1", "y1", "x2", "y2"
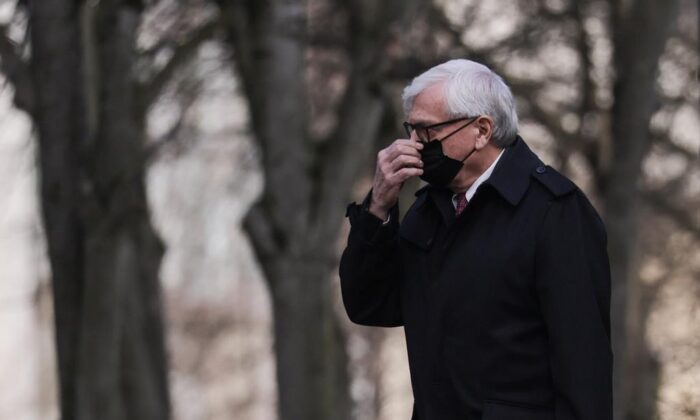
[{"x1": 455, "y1": 193, "x2": 468, "y2": 216}]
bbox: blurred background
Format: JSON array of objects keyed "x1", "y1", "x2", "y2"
[{"x1": 0, "y1": 0, "x2": 697, "y2": 419}]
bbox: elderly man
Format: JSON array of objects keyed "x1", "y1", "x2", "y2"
[{"x1": 339, "y1": 59, "x2": 613, "y2": 420}]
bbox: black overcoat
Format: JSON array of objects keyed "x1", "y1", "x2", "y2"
[{"x1": 339, "y1": 136, "x2": 613, "y2": 420}]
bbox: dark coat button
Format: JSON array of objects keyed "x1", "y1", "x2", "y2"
[{"x1": 536, "y1": 166, "x2": 546, "y2": 174}]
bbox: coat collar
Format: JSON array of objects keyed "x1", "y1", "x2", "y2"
[{"x1": 484, "y1": 135, "x2": 543, "y2": 206}]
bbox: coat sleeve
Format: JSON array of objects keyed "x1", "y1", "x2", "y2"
[
  {"x1": 535, "y1": 190, "x2": 613, "y2": 420},
  {"x1": 339, "y1": 190, "x2": 403, "y2": 327}
]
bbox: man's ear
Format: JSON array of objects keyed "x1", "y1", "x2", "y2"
[{"x1": 474, "y1": 116, "x2": 494, "y2": 149}]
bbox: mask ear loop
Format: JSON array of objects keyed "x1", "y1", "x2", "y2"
[
  {"x1": 434, "y1": 116, "x2": 480, "y2": 163},
  {"x1": 460, "y1": 146, "x2": 478, "y2": 163}
]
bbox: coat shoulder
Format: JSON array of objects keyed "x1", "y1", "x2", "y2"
[{"x1": 530, "y1": 165, "x2": 576, "y2": 198}]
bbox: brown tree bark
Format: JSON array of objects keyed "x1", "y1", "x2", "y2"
[
  {"x1": 27, "y1": 2, "x2": 84, "y2": 418},
  {"x1": 15, "y1": 1, "x2": 171, "y2": 419},
  {"x1": 604, "y1": 1, "x2": 680, "y2": 419}
]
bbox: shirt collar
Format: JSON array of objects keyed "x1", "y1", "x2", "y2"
[{"x1": 452, "y1": 148, "x2": 505, "y2": 206}]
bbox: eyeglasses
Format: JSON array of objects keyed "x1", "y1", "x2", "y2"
[{"x1": 403, "y1": 116, "x2": 479, "y2": 143}]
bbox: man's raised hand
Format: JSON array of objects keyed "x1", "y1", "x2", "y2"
[{"x1": 368, "y1": 139, "x2": 424, "y2": 220}]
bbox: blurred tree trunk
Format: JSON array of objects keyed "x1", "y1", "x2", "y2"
[
  {"x1": 603, "y1": 0, "x2": 679, "y2": 419},
  {"x1": 13, "y1": 1, "x2": 171, "y2": 419},
  {"x1": 216, "y1": 0, "x2": 419, "y2": 418},
  {"x1": 28, "y1": 2, "x2": 84, "y2": 418}
]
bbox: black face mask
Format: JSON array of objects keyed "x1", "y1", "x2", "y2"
[{"x1": 419, "y1": 117, "x2": 479, "y2": 187}]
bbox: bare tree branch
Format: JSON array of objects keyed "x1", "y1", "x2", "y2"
[
  {"x1": 652, "y1": 132, "x2": 699, "y2": 161},
  {"x1": 144, "y1": 67, "x2": 204, "y2": 162},
  {"x1": 218, "y1": 0, "x2": 314, "y2": 253},
  {"x1": 0, "y1": 25, "x2": 34, "y2": 114},
  {"x1": 499, "y1": 75, "x2": 590, "y2": 163},
  {"x1": 242, "y1": 204, "x2": 281, "y2": 267},
  {"x1": 642, "y1": 189, "x2": 700, "y2": 240},
  {"x1": 215, "y1": 0, "x2": 264, "y2": 138},
  {"x1": 137, "y1": 18, "x2": 220, "y2": 110}
]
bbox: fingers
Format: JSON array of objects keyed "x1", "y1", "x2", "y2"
[
  {"x1": 389, "y1": 154, "x2": 423, "y2": 173},
  {"x1": 383, "y1": 139, "x2": 423, "y2": 174},
  {"x1": 390, "y1": 166, "x2": 423, "y2": 184},
  {"x1": 384, "y1": 139, "x2": 423, "y2": 161},
  {"x1": 370, "y1": 139, "x2": 424, "y2": 212},
  {"x1": 378, "y1": 139, "x2": 423, "y2": 168}
]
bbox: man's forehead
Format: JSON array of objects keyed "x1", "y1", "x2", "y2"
[{"x1": 408, "y1": 83, "x2": 447, "y2": 124}]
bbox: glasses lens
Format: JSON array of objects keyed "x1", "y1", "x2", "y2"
[
  {"x1": 404, "y1": 116, "x2": 479, "y2": 143},
  {"x1": 420, "y1": 128, "x2": 431, "y2": 141},
  {"x1": 403, "y1": 122, "x2": 434, "y2": 142}
]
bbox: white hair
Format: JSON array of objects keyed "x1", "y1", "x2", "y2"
[{"x1": 402, "y1": 59, "x2": 519, "y2": 147}]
